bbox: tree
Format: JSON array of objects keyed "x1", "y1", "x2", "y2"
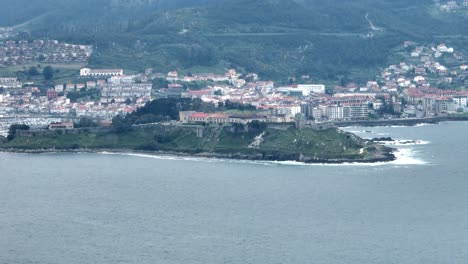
[
  {"x1": 75, "y1": 117, "x2": 97, "y2": 128},
  {"x1": 27, "y1": 66, "x2": 39, "y2": 76},
  {"x1": 247, "y1": 121, "x2": 267, "y2": 133},
  {"x1": 7, "y1": 124, "x2": 30, "y2": 141},
  {"x1": 135, "y1": 114, "x2": 163, "y2": 125},
  {"x1": 232, "y1": 123, "x2": 245, "y2": 133},
  {"x1": 152, "y1": 78, "x2": 170, "y2": 89},
  {"x1": 112, "y1": 115, "x2": 132, "y2": 133},
  {"x1": 43, "y1": 66, "x2": 54, "y2": 80}
]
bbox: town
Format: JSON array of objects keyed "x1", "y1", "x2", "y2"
[{"x1": 0, "y1": 39, "x2": 467, "y2": 136}]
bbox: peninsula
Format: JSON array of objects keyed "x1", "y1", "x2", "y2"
[{"x1": 0, "y1": 121, "x2": 395, "y2": 164}]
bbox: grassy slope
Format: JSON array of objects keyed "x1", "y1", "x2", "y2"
[{"x1": 2, "y1": 126, "x2": 371, "y2": 160}]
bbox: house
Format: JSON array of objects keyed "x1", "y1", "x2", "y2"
[
  {"x1": 86, "y1": 81, "x2": 97, "y2": 88},
  {"x1": 188, "y1": 112, "x2": 210, "y2": 123},
  {"x1": 207, "y1": 113, "x2": 230, "y2": 124},
  {"x1": 47, "y1": 89, "x2": 57, "y2": 99},
  {"x1": 65, "y1": 84, "x2": 75, "y2": 91},
  {"x1": 179, "y1": 111, "x2": 197, "y2": 123},
  {"x1": 55, "y1": 84, "x2": 64, "y2": 92},
  {"x1": 167, "y1": 71, "x2": 179, "y2": 82},
  {"x1": 0, "y1": 77, "x2": 22, "y2": 89}
]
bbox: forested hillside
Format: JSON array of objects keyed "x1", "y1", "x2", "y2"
[{"x1": 1, "y1": 0, "x2": 467, "y2": 82}]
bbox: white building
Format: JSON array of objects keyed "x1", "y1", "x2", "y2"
[
  {"x1": 55, "y1": 84, "x2": 64, "y2": 92},
  {"x1": 80, "y1": 68, "x2": 124, "y2": 77},
  {"x1": 277, "y1": 84, "x2": 326, "y2": 97},
  {"x1": 100, "y1": 78, "x2": 152, "y2": 104},
  {"x1": 326, "y1": 105, "x2": 344, "y2": 120},
  {"x1": 0, "y1": 78, "x2": 22, "y2": 89},
  {"x1": 453, "y1": 96, "x2": 468, "y2": 108},
  {"x1": 274, "y1": 105, "x2": 301, "y2": 116},
  {"x1": 297, "y1": 84, "x2": 326, "y2": 94}
]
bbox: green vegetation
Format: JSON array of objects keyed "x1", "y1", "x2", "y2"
[
  {"x1": 1, "y1": 123, "x2": 389, "y2": 162},
  {"x1": 43, "y1": 66, "x2": 54, "y2": 80},
  {"x1": 0, "y1": 63, "x2": 84, "y2": 95},
  {"x1": 111, "y1": 98, "x2": 257, "y2": 132},
  {"x1": 7, "y1": 124, "x2": 30, "y2": 141},
  {"x1": 1, "y1": 0, "x2": 466, "y2": 83}
]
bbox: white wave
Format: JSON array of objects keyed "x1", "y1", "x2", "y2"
[
  {"x1": 391, "y1": 148, "x2": 428, "y2": 165},
  {"x1": 346, "y1": 130, "x2": 362, "y2": 133},
  {"x1": 271, "y1": 160, "x2": 391, "y2": 167},
  {"x1": 415, "y1": 123, "x2": 433, "y2": 127},
  {"x1": 99, "y1": 151, "x2": 277, "y2": 166},
  {"x1": 376, "y1": 133, "x2": 389, "y2": 136},
  {"x1": 344, "y1": 130, "x2": 370, "y2": 134},
  {"x1": 100, "y1": 148, "x2": 429, "y2": 167},
  {"x1": 379, "y1": 140, "x2": 430, "y2": 146},
  {"x1": 98, "y1": 151, "x2": 394, "y2": 167}
]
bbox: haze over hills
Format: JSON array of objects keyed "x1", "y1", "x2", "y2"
[{"x1": 1, "y1": 0, "x2": 467, "y2": 81}]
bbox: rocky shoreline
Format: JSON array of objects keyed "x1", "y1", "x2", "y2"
[
  {"x1": 334, "y1": 116, "x2": 468, "y2": 127},
  {"x1": 0, "y1": 144, "x2": 396, "y2": 165}
]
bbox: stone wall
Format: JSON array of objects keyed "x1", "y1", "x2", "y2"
[{"x1": 16, "y1": 127, "x2": 111, "y2": 138}]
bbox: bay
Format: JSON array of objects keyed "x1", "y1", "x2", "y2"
[{"x1": 1, "y1": 122, "x2": 467, "y2": 264}]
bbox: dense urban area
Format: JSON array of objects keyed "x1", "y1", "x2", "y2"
[{"x1": 0, "y1": 37, "x2": 467, "y2": 139}]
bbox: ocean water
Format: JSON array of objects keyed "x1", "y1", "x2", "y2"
[{"x1": 1, "y1": 122, "x2": 467, "y2": 264}]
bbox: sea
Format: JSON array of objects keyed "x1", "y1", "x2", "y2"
[{"x1": 1, "y1": 122, "x2": 467, "y2": 264}]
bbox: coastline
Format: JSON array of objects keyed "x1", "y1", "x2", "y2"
[
  {"x1": 0, "y1": 145, "x2": 396, "y2": 165},
  {"x1": 333, "y1": 116, "x2": 468, "y2": 127}
]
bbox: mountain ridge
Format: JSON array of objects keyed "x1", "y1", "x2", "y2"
[{"x1": 1, "y1": 0, "x2": 467, "y2": 81}]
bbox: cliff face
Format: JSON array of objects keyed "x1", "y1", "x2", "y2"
[{"x1": 1, "y1": 124, "x2": 395, "y2": 163}]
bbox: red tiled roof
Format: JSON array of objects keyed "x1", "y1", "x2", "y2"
[{"x1": 190, "y1": 113, "x2": 210, "y2": 118}]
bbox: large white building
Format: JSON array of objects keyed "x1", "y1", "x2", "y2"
[
  {"x1": 297, "y1": 84, "x2": 326, "y2": 94},
  {"x1": 80, "y1": 68, "x2": 124, "y2": 77},
  {"x1": 322, "y1": 103, "x2": 369, "y2": 120},
  {"x1": 453, "y1": 96, "x2": 468, "y2": 108},
  {"x1": 274, "y1": 105, "x2": 302, "y2": 116},
  {"x1": 277, "y1": 84, "x2": 326, "y2": 97},
  {"x1": 100, "y1": 77, "x2": 152, "y2": 104}
]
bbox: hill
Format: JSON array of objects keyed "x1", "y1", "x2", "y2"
[
  {"x1": 0, "y1": 124, "x2": 395, "y2": 164},
  {"x1": 1, "y1": 0, "x2": 467, "y2": 82}
]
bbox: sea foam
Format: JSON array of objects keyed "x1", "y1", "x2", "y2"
[{"x1": 390, "y1": 148, "x2": 428, "y2": 165}]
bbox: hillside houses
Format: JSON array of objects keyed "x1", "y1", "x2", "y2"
[
  {"x1": 0, "y1": 78, "x2": 22, "y2": 89},
  {"x1": 1, "y1": 38, "x2": 468, "y2": 127},
  {"x1": 0, "y1": 39, "x2": 92, "y2": 66}
]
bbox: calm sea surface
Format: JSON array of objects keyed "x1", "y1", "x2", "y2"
[{"x1": 1, "y1": 122, "x2": 467, "y2": 264}]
